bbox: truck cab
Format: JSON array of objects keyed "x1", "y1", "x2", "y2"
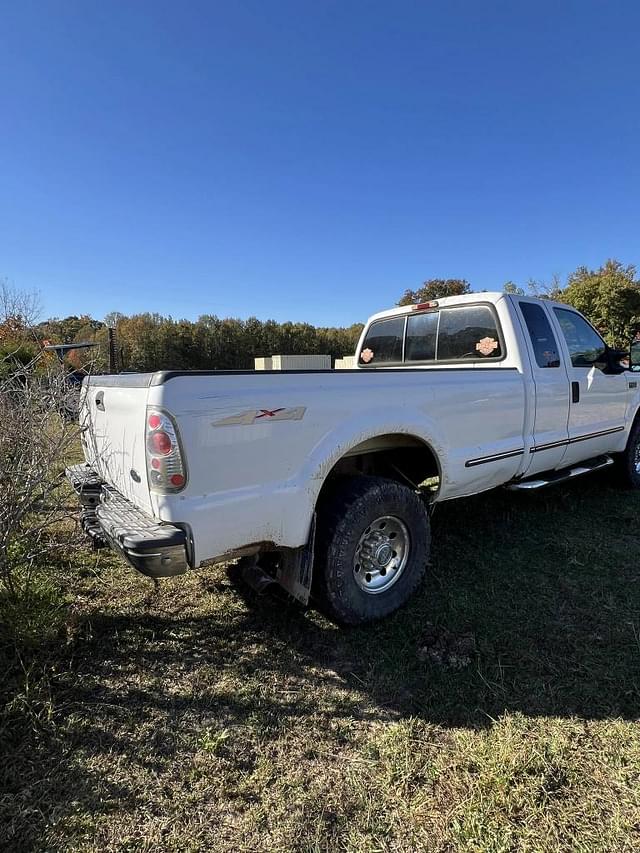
[{"x1": 355, "y1": 293, "x2": 631, "y2": 480}]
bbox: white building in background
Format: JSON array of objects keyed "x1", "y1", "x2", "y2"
[
  {"x1": 254, "y1": 354, "x2": 331, "y2": 371},
  {"x1": 254, "y1": 357, "x2": 273, "y2": 370},
  {"x1": 334, "y1": 355, "x2": 356, "y2": 370}
]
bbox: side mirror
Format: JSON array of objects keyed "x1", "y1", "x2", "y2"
[
  {"x1": 630, "y1": 340, "x2": 640, "y2": 372},
  {"x1": 605, "y1": 346, "x2": 630, "y2": 373}
]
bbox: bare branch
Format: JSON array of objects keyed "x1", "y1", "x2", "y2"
[
  {"x1": 0, "y1": 279, "x2": 41, "y2": 329},
  {"x1": 0, "y1": 342, "x2": 84, "y2": 595}
]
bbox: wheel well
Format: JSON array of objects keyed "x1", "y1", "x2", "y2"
[{"x1": 319, "y1": 433, "x2": 441, "y2": 498}]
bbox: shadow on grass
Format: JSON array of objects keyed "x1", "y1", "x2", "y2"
[
  {"x1": 214, "y1": 470, "x2": 640, "y2": 727},
  {"x1": 3, "y1": 471, "x2": 640, "y2": 848},
  {"x1": 37, "y1": 472, "x2": 640, "y2": 729}
]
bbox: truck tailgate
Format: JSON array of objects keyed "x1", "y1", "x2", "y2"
[{"x1": 80, "y1": 378, "x2": 153, "y2": 513}]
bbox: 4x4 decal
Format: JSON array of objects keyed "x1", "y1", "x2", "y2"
[{"x1": 213, "y1": 407, "x2": 306, "y2": 426}]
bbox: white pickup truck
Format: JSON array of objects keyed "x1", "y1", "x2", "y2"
[{"x1": 68, "y1": 293, "x2": 640, "y2": 624}]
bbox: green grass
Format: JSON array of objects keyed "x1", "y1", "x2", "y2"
[{"x1": 2, "y1": 470, "x2": 640, "y2": 851}]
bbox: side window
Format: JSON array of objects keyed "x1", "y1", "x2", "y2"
[
  {"x1": 359, "y1": 316, "x2": 404, "y2": 365},
  {"x1": 519, "y1": 302, "x2": 560, "y2": 368},
  {"x1": 405, "y1": 311, "x2": 438, "y2": 362},
  {"x1": 437, "y1": 305, "x2": 502, "y2": 361},
  {"x1": 553, "y1": 308, "x2": 606, "y2": 368}
]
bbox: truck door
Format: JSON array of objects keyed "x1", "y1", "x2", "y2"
[
  {"x1": 550, "y1": 306, "x2": 628, "y2": 466},
  {"x1": 516, "y1": 299, "x2": 570, "y2": 474}
]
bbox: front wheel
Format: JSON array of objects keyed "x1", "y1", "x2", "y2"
[{"x1": 314, "y1": 476, "x2": 430, "y2": 625}]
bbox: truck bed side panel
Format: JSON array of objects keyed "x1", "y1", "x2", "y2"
[{"x1": 149, "y1": 368, "x2": 526, "y2": 565}]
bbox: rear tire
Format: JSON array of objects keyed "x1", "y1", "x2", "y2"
[
  {"x1": 617, "y1": 418, "x2": 640, "y2": 488},
  {"x1": 314, "y1": 476, "x2": 430, "y2": 625}
]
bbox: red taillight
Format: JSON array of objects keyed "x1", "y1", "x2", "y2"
[
  {"x1": 148, "y1": 430, "x2": 172, "y2": 455},
  {"x1": 145, "y1": 408, "x2": 187, "y2": 493}
]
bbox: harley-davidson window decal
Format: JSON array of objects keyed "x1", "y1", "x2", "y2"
[
  {"x1": 360, "y1": 348, "x2": 374, "y2": 363},
  {"x1": 475, "y1": 337, "x2": 498, "y2": 356}
]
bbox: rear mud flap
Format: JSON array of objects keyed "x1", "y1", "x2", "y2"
[
  {"x1": 276, "y1": 514, "x2": 315, "y2": 605},
  {"x1": 239, "y1": 515, "x2": 316, "y2": 606}
]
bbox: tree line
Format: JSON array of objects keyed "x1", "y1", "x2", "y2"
[
  {"x1": 30, "y1": 312, "x2": 365, "y2": 373},
  {"x1": 2, "y1": 259, "x2": 639, "y2": 374}
]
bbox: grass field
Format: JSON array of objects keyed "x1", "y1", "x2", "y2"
[{"x1": 2, "y1": 470, "x2": 640, "y2": 851}]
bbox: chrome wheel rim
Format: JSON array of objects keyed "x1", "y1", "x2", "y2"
[{"x1": 353, "y1": 515, "x2": 410, "y2": 595}]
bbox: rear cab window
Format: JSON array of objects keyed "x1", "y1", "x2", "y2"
[
  {"x1": 358, "y1": 316, "x2": 405, "y2": 364},
  {"x1": 359, "y1": 303, "x2": 504, "y2": 366},
  {"x1": 435, "y1": 305, "x2": 502, "y2": 361},
  {"x1": 405, "y1": 311, "x2": 438, "y2": 361}
]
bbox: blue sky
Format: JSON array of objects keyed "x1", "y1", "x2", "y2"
[{"x1": 1, "y1": 1, "x2": 639, "y2": 327}]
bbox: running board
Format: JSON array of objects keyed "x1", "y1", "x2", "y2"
[{"x1": 506, "y1": 454, "x2": 614, "y2": 491}]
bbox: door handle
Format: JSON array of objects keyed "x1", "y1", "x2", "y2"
[
  {"x1": 571, "y1": 381, "x2": 580, "y2": 403},
  {"x1": 95, "y1": 391, "x2": 105, "y2": 411}
]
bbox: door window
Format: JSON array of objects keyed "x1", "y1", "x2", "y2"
[{"x1": 553, "y1": 308, "x2": 606, "y2": 368}]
